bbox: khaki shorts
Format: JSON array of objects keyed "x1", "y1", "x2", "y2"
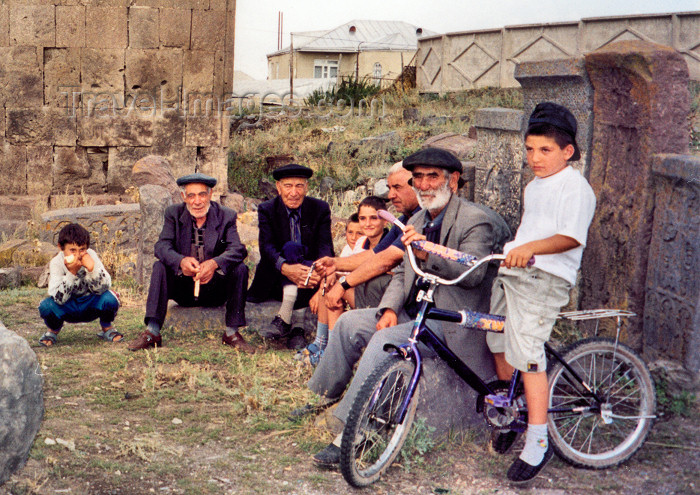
[{"x1": 486, "y1": 266, "x2": 571, "y2": 373}]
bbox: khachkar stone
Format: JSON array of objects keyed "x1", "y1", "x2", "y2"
[
  {"x1": 473, "y1": 107, "x2": 525, "y2": 234},
  {"x1": 0, "y1": 320, "x2": 44, "y2": 485},
  {"x1": 581, "y1": 40, "x2": 690, "y2": 349},
  {"x1": 514, "y1": 57, "x2": 594, "y2": 176},
  {"x1": 39, "y1": 204, "x2": 141, "y2": 254},
  {"x1": 644, "y1": 154, "x2": 699, "y2": 391}
]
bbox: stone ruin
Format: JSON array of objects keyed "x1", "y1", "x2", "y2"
[
  {"x1": 473, "y1": 40, "x2": 698, "y2": 393},
  {"x1": 0, "y1": 0, "x2": 236, "y2": 237}
]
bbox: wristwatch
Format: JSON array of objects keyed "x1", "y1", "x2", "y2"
[{"x1": 338, "y1": 275, "x2": 352, "y2": 290}]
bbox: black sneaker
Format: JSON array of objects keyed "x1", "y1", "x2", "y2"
[
  {"x1": 507, "y1": 443, "x2": 554, "y2": 484},
  {"x1": 313, "y1": 443, "x2": 340, "y2": 468},
  {"x1": 260, "y1": 315, "x2": 292, "y2": 339}
]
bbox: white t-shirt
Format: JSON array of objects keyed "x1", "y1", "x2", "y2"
[
  {"x1": 504, "y1": 166, "x2": 596, "y2": 285},
  {"x1": 351, "y1": 236, "x2": 370, "y2": 255},
  {"x1": 340, "y1": 244, "x2": 354, "y2": 257}
]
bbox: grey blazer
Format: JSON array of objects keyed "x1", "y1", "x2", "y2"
[{"x1": 378, "y1": 193, "x2": 511, "y2": 374}]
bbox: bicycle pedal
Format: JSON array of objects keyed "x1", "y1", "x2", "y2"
[{"x1": 485, "y1": 394, "x2": 511, "y2": 408}]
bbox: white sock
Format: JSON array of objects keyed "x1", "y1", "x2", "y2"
[
  {"x1": 279, "y1": 285, "x2": 297, "y2": 324},
  {"x1": 519, "y1": 423, "x2": 548, "y2": 466},
  {"x1": 225, "y1": 326, "x2": 239, "y2": 337},
  {"x1": 332, "y1": 433, "x2": 342, "y2": 447}
]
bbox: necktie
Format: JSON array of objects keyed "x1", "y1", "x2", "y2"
[{"x1": 289, "y1": 210, "x2": 301, "y2": 243}]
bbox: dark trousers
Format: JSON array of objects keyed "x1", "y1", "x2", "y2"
[
  {"x1": 39, "y1": 291, "x2": 120, "y2": 332},
  {"x1": 145, "y1": 261, "x2": 248, "y2": 328}
]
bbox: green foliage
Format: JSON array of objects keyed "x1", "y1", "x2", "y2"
[
  {"x1": 655, "y1": 372, "x2": 697, "y2": 418},
  {"x1": 398, "y1": 417, "x2": 436, "y2": 472},
  {"x1": 305, "y1": 75, "x2": 381, "y2": 107}
]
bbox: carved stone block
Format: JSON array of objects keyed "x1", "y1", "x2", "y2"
[
  {"x1": 56, "y1": 5, "x2": 85, "y2": 48},
  {"x1": 77, "y1": 111, "x2": 153, "y2": 147},
  {"x1": 129, "y1": 6, "x2": 159, "y2": 49},
  {"x1": 0, "y1": 47, "x2": 43, "y2": 108},
  {"x1": 0, "y1": 144, "x2": 28, "y2": 195},
  {"x1": 27, "y1": 145, "x2": 53, "y2": 195},
  {"x1": 40, "y1": 204, "x2": 141, "y2": 255},
  {"x1": 125, "y1": 48, "x2": 183, "y2": 106},
  {"x1": 191, "y1": 10, "x2": 226, "y2": 51},
  {"x1": 9, "y1": 4, "x2": 55, "y2": 46},
  {"x1": 44, "y1": 48, "x2": 82, "y2": 107},
  {"x1": 53, "y1": 146, "x2": 107, "y2": 195},
  {"x1": 185, "y1": 115, "x2": 222, "y2": 147},
  {"x1": 6, "y1": 107, "x2": 77, "y2": 146},
  {"x1": 85, "y1": 7, "x2": 127, "y2": 49},
  {"x1": 159, "y1": 9, "x2": 191, "y2": 48},
  {"x1": 644, "y1": 154, "x2": 699, "y2": 390},
  {"x1": 0, "y1": 5, "x2": 9, "y2": 46},
  {"x1": 581, "y1": 41, "x2": 691, "y2": 348},
  {"x1": 107, "y1": 146, "x2": 153, "y2": 193},
  {"x1": 184, "y1": 50, "x2": 215, "y2": 94},
  {"x1": 80, "y1": 48, "x2": 125, "y2": 103}
]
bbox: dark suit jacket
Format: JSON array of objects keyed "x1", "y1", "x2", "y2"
[
  {"x1": 154, "y1": 201, "x2": 247, "y2": 275},
  {"x1": 248, "y1": 195, "x2": 334, "y2": 304}
]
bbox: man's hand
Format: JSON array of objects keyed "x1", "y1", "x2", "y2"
[
  {"x1": 325, "y1": 281, "x2": 345, "y2": 310},
  {"x1": 315, "y1": 256, "x2": 337, "y2": 277},
  {"x1": 376, "y1": 309, "x2": 398, "y2": 331},
  {"x1": 180, "y1": 257, "x2": 200, "y2": 277},
  {"x1": 401, "y1": 225, "x2": 428, "y2": 261},
  {"x1": 81, "y1": 252, "x2": 95, "y2": 272},
  {"x1": 194, "y1": 259, "x2": 218, "y2": 284},
  {"x1": 282, "y1": 263, "x2": 321, "y2": 288}
]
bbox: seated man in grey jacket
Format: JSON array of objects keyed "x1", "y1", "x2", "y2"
[{"x1": 300, "y1": 148, "x2": 511, "y2": 467}]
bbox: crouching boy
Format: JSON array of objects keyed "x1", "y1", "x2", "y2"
[
  {"x1": 38, "y1": 223, "x2": 121, "y2": 346},
  {"x1": 487, "y1": 102, "x2": 596, "y2": 483}
]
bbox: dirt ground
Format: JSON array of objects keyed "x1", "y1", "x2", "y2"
[{"x1": 1, "y1": 288, "x2": 698, "y2": 495}]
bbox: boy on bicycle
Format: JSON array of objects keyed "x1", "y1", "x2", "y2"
[{"x1": 487, "y1": 102, "x2": 596, "y2": 483}]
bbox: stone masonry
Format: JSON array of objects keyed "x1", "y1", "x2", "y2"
[{"x1": 0, "y1": 1, "x2": 236, "y2": 200}]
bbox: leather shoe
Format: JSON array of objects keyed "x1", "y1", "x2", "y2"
[
  {"x1": 313, "y1": 443, "x2": 340, "y2": 468},
  {"x1": 222, "y1": 331, "x2": 256, "y2": 354},
  {"x1": 128, "y1": 331, "x2": 162, "y2": 351}
]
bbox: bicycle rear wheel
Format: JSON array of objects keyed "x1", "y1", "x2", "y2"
[
  {"x1": 547, "y1": 337, "x2": 656, "y2": 468},
  {"x1": 340, "y1": 356, "x2": 419, "y2": 487}
]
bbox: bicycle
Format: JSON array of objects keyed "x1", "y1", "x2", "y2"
[{"x1": 339, "y1": 211, "x2": 656, "y2": 488}]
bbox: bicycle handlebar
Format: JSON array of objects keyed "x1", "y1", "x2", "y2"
[{"x1": 377, "y1": 209, "x2": 533, "y2": 287}]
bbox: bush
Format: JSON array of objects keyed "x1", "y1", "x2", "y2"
[{"x1": 305, "y1": 75, "x2": 381, "y2": 108}]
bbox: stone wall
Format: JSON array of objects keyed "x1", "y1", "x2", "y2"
[
  {"x1": 0, "y1": 1, "x2": 236, "y2": 200},
  {"x1": 417, "y1": 11, "x2": 700, "y2": 92}
]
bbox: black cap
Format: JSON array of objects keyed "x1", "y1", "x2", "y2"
[
  {"x1": 402, "y1": 148, "x2": 463, "y2": 174},
  {"x1": 272, "y1": 163, "x2": 313, "y2": 180},
  {"x1": 176, "y1": 173, "x2": 217, "y2": 188},
  {"x1": 527, "y1": 102, "x2": 581, "y2": 161}
]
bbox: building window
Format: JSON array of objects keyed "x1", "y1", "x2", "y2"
[
  {"x1": 373, "y1": 63, "x2": 382, "y2": 82},
  {"x1": 314, "y1": 59, "x2": 338, "y2": 79}
]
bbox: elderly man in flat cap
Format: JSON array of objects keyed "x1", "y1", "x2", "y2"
[
  {"x1": 128, "y1": 173, "x2": 255, "y2": 353},
  {"x1": 247, "y1": 164, "x2": 334, "y2": 342},
  {"x1": 298, "y1": 148, "x2": 512, "y2": 467}
]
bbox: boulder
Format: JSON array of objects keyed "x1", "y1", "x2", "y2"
[
  {"x1": 0, "y1": 267, "x2": 22, "y2": 290},
  {"x1": 11, "y1": 240, "x2": 56, "y2": 267},
  {"x1": 163, "y1": 300, "x2": 317, "y2": 340},
  {"x1": 0, "y1": 321, "x2": 44, "y2": 485},
  {"x1": 422, "y1": 132, "x2": 477, "y2": 160},
  {"x1": 0, "y1": 239, "x2": 27, "y2": 268},
  {"x1": 131, "y1": 155, "x2": 181, "y2": 204},
  {"x1": 137, "y1": 184, "x2": 173, "y2": 288}
]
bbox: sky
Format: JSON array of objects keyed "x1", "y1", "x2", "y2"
[{"x1": 233, "y1": 0, "x2": 699, "y2": 80}]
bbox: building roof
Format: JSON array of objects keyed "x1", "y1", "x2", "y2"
[{"x1": 268, "y1": 20, "x2": 436, "y2": 57}]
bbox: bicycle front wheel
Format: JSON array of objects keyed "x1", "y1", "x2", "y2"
[
  {"x1": 548, "y1": 337, "x2": 656, "y2": 468},
  {"x1": 340, "y1": 356, "x2": 419, "y2": 487}
]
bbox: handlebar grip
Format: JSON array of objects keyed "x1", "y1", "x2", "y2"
[
  {"x1": 527, "y1": 256, "x2": 536, "y2": 266},
  {"x1": 411, "y1": 240, "x2": 478, "y2": 267}
]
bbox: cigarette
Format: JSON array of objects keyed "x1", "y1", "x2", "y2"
[
  {"x1": 194, "y1": 280, "x2": 200, "y2": 298},
  {"x1": 65, "y1": 255, "x2": 75, "y2": 264},
  {"x1": 304, "y1": 261, "x2": 317, "y2": 286}
]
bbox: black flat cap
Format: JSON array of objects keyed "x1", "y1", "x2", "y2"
[
  {"x1": 272, "y1": 163, "x2": 313, "y2": 180},
  {"x1": 402, "y1": 148, "x2": 463, "y2": 174},
  {"x1": 176, "y1": 173, "x2": 217, "y2": 188},
  {"x1": 527, "y1": 102, "x2": 581, "y2": 161}
]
